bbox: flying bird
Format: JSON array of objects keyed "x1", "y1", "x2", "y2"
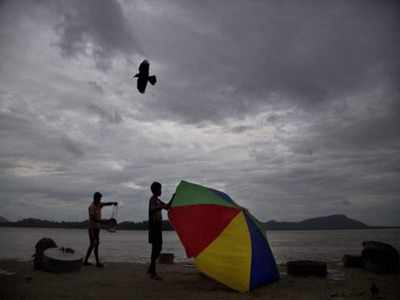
[{"x1": 133, "y1": 60, "x2": 157, "y2": 94}]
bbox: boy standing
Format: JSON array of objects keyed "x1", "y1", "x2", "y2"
[
  {"x1": 147, "y1": 182, "x2": 173, "y2": 280},
  {"x1": 83, "y1": 192, "x2": 117, "y2": 268}
]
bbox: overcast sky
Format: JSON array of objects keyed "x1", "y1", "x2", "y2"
[{"x1": 0, "y1": 0, "x2": 399, "y2": 225}]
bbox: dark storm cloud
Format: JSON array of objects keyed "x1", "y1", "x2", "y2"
[
  {"x1": 0, "y1": 111, "x2": 85, "y2": 161},
  {"x1": 0, "y1": 0, "x2": 141, "y2": 70},
  {"x1": 283, "y1": 96, "x2": 400, "y2": 156},
  {"x1": 138, "y1": 0, "x2": 400, "y2": 123},
  {"x1": 86, "y1": 103, "x2": 123, "y2": 124},
  {"x1": 52, "y1": 0, "x2": 141, "y2": 69},
  {"x1": 0, "y1": 0, "x2": 399, "y2": 226},
  {"x1": 230, "y1": 125, "x2": 255, "y2": 134},
  {"x1": 87, "y1": 81, "x2": 104, "y2": 94}
]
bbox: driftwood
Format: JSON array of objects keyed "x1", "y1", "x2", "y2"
[{"x1": 287, "y1": 260, "x2": 327, "y2": 277}]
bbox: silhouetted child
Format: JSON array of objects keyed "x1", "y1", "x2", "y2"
[
  {"x1": 83, "y1": 192, "x2": 117, "y2": 268},
  {"x1": 147, "y1": 182, "x2": 174, "y2": 280}
]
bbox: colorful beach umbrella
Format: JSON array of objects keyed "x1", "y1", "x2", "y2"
[{"x1": 168, "y1": 181, "x2": 280, "y2": 292}]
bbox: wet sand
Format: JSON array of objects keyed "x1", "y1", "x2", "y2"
[{"x1": 1, "y1": 260, "x2": 399, "y2": 300}]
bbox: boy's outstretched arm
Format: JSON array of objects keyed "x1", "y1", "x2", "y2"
[
  {"x1": 167, "y1": 193, "x2": 176, "y2": 208},
  {"x1": 101, "y1": 202, "x2": 118, "y2": 207}
]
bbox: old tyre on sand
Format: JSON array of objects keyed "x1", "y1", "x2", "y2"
[
  {"x1": 362, "y1": 241, "x2": 399, "y2": 274},
  {"x1": 158, "y1": 253, "x2": 175, "y2": 264},
  {"x1": 287, "y1": 260, "x2": 327, "y2": 277},
  {"x1": 42, "y1": 248, "x2": 83, "y2": 273},
  {"x1": 342, "y1": 255, "x2": 364, "y2": 268},
  {"x1": 33, "y1": 238, "x2": 57, "y2": 270}
]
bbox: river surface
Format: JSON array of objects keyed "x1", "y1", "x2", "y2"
[{"x1": 0, "y1": 227, "x2": 399, "y2": 264}]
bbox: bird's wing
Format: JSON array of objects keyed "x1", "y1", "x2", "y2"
[
  {"x1": 138, "y1": 60, "x2": 149, "y2": 76},
  {"x1": 137, "y1": 77, "x2": 148, "y2": 93}
]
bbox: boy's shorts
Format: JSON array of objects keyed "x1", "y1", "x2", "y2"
[
  {"x1": 89, "y1": 228, "x2": 100, "y2": 244},
  {"x1": 149, "y1": 228, "x2": 162, "y2": 244}
]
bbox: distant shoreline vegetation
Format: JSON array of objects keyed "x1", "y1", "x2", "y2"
[
  {"x1": 0, "y1": 218, "x2": 175, "y2": 231},
  {"x1": 0, "y1": 214, "x2": 399, "y2": 230}
]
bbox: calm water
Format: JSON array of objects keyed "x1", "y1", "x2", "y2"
[{"x1": 0, "y1": 227, "x2": 399, "y2": 264}]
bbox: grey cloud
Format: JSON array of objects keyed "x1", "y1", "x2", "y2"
[
  {"x1": 61, "y1": 136, "x2": 85, "y2": 158},
  {"x1": 0, "y1": 0, "x2": 141, "y2": 70},
  {"x1": 230, "y1": 125, "x2": 254, "y2": 134},
  {"x1": 137, "y1": 0, "x2": 400, "y2": 123},
  {"x1": 87, "y1": 81, "x2": 104, "y2": 94},
  {"x1": 284, "y1": 98, "x2": 400, "y2": 157},
  {"x1": 0, "y1": 0, "x2": 399, "y2": 226},
  {"x1": 0, "y1": 111, "x2": 85, "y2": 161},
  {"x1": 52, "y1": 0, "x2": 140, "y2": 69},
  {"x1": 266, "y1": 114, "x2": 282, "y2": 124},
  {"x1": 86, "y1": 103, "x2": 123, "y2": 124}
]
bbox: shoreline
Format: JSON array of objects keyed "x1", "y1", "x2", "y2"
[
  {"x1": 1, "y1": 260, "x2": 399, "y2": 300},
  {"x1": 1, "y1": 224, "x2": 400, "y2": 231}
]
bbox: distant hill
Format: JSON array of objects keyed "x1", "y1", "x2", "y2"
[
  {"x1": 265, "y1": 214, "x2": 368, "y2": 230},
  {"x1": 0, "y1": 216, "x2": 9, "y2": 223}
]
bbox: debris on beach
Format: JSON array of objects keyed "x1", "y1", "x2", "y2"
[
  {"x1": 33, "y1": 238, "x2": 83, "y2": 273},
  {"x1": 342, "y1": 254, "x2": 363, "y2": 268},
  {"x1": 158, "y1": 253, "x2": 174, "y2": 264},
  {"x1": 343, "y1": 241, "x2": 399, "y2": 274},
  {"x1": 370, "y1": 282, "x2": 379, "y2": 298},
  {"x1": 286, "y1": 260, "x2": 327, "y2": 277},
  {"x1": 362, "y1": 241, "x2": 399, "y2": 274},
  {"x1": 0, "y1": 268, "x2": 16, "y2": 276}
]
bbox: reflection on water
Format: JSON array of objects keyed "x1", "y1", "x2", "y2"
[{"x1": 0, "y1": 227, "x2": 399, "y2": 264}]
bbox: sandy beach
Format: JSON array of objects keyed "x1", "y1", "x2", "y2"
[{"x1": 1, "y1": 260, "x2": 399, "y2": 300}]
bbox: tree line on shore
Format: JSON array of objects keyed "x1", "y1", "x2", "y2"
[
  {"x1": 1, "y1": 214, "x2": 397, "y2": 230},
  {"x1": 0, "y1": 218, "x2": 174, "y2": 230}
]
